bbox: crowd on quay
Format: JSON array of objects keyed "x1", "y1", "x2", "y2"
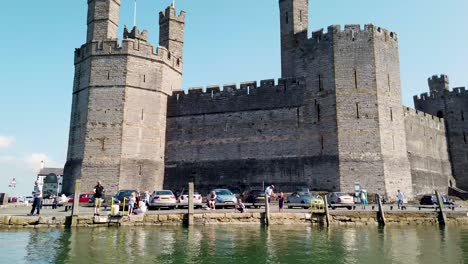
[{"x1": 24, "y1": 179, "x2": 421, "y2": 217}]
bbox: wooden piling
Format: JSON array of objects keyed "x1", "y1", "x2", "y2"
[
  {"x1": 265, "y1": 196, "x2": 270, "y2": 226},
  {"x1": 324, "y1": 195, "x2": 330, "y2": 227},
  {"x1": 377, "y1": 194, "x2": 386, "y2": 226},
  {"x1": 188, "y1": 182, "x2": 194, "y2": 226},
  {"x1": 71, "y1": 180, "x2": 81, "y2": 227},
  {"x1": 435, "y1": 190, "x2": 446, "y2": 225}
]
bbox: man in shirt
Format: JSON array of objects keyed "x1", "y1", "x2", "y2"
[
  {"x1": 397, "y1": 190, "x2": 404, "y2": 210},
  {"x1": 265, "y1": 185, "x2": 275, "y2": 203},
  {"x1": 29, "y1": 181, "x2": 42, "y2": 216},
  {"x1": 93, "y1": 181, "x2": 105, "y2": 216}
]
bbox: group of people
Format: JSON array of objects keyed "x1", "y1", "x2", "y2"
[{"x1": 126, "y1": 191, "x2": 149, "y2": 216}]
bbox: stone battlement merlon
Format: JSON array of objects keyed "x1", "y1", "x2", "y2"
[
  {"x1": 413, "y1": 86, "x2": 468, "y2": 101},
  {"x1": 74, "y1": 39, "x2": 182, "y2": 72},
  {"x1": 404, "y1": 107, "x2": 444, "y2": 125},
  {"x1": 428, "y1": 74, "x2": 449, "y2": 84},
  {"x1": 159, "y1": 6, "x2": 186, "y2": 24},
  {"x1": 306, "y1": 24, "x2": 398, "y2": 44},
  {"x1": 167, "y1": 78, "x2": 306, "y2": 117},
  {"x1": 170, "y1": 78, "x2": 304, "y2": 98}
]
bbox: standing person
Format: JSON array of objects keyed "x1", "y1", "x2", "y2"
[
  {"x1": 397, "y1": 190, "x2": 404, "y2": 210},
  {"x1": 144, "y1": 191, "x2": 150, "y2": 207},
  {"x1": 265, "y1": 185, "x2": 275, "y2": 203},
  {"x1": 208, "y1": 191, "x2": 217, "y2": 210},
  {"x1": 93, "y1": 181, "x2": 105, "y2": 216},
  {"x1": 29, "y1": 181, "x2": 42, "y2": 216},
  {"x1": 278, "y1": 192, "x2": 285, "y2": 212},
  {"x1": 128, "y1": 192, "x2": 136, "y2": 216},
  {"x1": 360, "y1": 190, "x2": 368, "y2": 210}
]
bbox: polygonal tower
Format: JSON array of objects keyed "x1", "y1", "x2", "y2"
[
  {"x1": 63, "y1": 0, "x2": 185, "y2": 195},
  {"x1": 415, "y1": 75, "x2": 468, "y2": 190},
  {"x1": 279, "y1": 0, "x2": 308, "y2": 78}
]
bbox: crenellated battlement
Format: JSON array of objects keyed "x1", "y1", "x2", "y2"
[
  {"x1": 403, "y1": 106, "x2": 444, "y2": 125},
  {"x1": 159, "y1": 5, "x2": 186, "y2": 23},
  {"x1": 428, "y1": 74, "x2": 449, "y2": 84},
  {"x1": 413, "y1": 86, "x2": 468, "y2": 102},
  {"x1": 167, "y1": 78, "x2": 306, "y2": 117},
  {"x1": 74, "y1": 36, "x2": 182, "y2": 72},
  {"x1": 306, "y1": 24, "x2": 397, "y2": 45}
]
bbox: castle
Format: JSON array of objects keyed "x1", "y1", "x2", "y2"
[{"x1": 63, "y1": 0, "x2": 465, "y2": 201}]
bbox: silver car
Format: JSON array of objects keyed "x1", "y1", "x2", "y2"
[
  {"x1": 149, "y1": 190, "x2": 177, "y2": 209},
  {"x1": 211, "y1": 189, "x2": 237, "y2": 208},
  {"x1": 178, "y1": 189, "x2": 203, "y2": 208},
  {"x1": 287, "y1": 192, "x2": 324, "y2": 209}
]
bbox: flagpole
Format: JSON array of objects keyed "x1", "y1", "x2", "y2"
[{"x1": 133, "y1": 0, "x2": 137, "y2": 27}]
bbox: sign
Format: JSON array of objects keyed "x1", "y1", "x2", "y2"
[{"x1": 354, "y1": 182, "x2": 360, "y2": 197}]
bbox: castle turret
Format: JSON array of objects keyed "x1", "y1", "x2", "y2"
[
  {"x1": 63, "y1": 3, "x2": 185, "y2": 195},
  {"x1": 279, "y1": 0, "x2": 308, "y2": 78},
  {"x1": 87, "y1": 0, "x2": 121, "y2": 42},
  {"x1": 428, "y1": 74, "x2": 449, "y2": 94},
  {"x1": 159, "y1": 4, "x2": 186, "y2": 58}
]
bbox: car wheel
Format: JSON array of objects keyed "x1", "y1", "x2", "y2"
[
  {"x1": 288, "y1": 206, "x2": 292, "y2": 209},
  {"x1": 347, "y1": 206, "x2": 352, "y2": 210}
]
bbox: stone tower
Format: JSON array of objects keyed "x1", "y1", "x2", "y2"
[
  {"x1": 279, "y1": 0, "x2": 308, "y2": 78},
  {"x1": 415, "y1": 75, "x2": 468, "y2": 189},
  {"x1": 63, "y1": 0, "x2": 185, "y2": 195}
]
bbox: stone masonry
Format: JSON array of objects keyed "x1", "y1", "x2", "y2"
[{"x1": 64, "y1": 0, "x2": 462, "y2": 200}]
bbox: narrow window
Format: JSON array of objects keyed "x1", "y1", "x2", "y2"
[
  {"x1": 387, "y1": 74, "x2": 391, "y2": 92},
  {"x1": 139, "y1": 164, "x2": 143, "y2": 176},
  {"x1": 107, "y1": 71, "x2": 110, "y2": 80},
  {"x1": 141, "y1": 109, "x2": 144, "y2": 121},
  {"x1": 317, "y1": 104, "x2": 321, "y2": 122},
  {"x1": 100, "y1": 138, "x2": 106, "y2": 151},
  {"x1": 462, "y1": 110, "x2": 465, "y2": 121},
  {"x1": 354, "y1": 69, "x2": 358, "y2": 89},
  {"x1": 392, "y1": 135, "x2": 395, "y2": 150},
  {"x1": 356, "y1": 103, "x2": 360, "y2": 119},
  {"x1": 143, "y1": 74, "x2": 146, "y2": 83},
  {"x1": 296, "y1": 108, "x2": 300, "y2": 127},
  {"x1": 390, "y1": 108, "x2": 393, "y2": 121},
  {"x1": 285, "y1": 12, "x2": 289, "y2": 24},
  {"x1": 318, "y1": 74, "x2": 323, "y2": 91},
  {"x1": 300, "y1": 10, "x2": 303, "y2": 22},
  {"x1": 321, "y1": 135, "x2": 324, "y2": 150},
  {"x1": 464, "y1": 132, "x2": 467, "y2": 144},
  {"x1": 77, "y1": 69, "x2": 81, "y2": 87}
]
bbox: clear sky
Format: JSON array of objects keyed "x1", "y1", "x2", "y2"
[{"x1": 0, "y1": 0, "x2": 467, "y2": 196}]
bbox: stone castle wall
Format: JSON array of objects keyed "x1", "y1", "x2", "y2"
[
  {"x1": 414, "y1": 81, "x2": 468, "y2": 189},
  {"x1": 403, "y1": 107, "x2": 453, "y2": 195}
]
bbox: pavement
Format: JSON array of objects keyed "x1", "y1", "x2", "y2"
[{"x1": 0, "y1": 202, "x2": 467, "y2": 217}]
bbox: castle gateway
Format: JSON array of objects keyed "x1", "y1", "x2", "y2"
[{"x1": 64, "y1": 0, "x2": 462, "y2": 200}]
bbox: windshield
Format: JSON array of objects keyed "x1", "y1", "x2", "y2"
[
  {"x1": 250, "y1": 190, "x2": 263, "y2": 195},
  {"x1": 336, "y1": 193, "x2": 348, "y2": 197},
  {"x1": 117, "y1": 190, "x2": 135, "y2": 197},
  {"x1": 298, "y1": 192, "x2": 310, "y2": 196},
  {"x1": 215, "y1": 190, "x2": 233, "y2": 196},
  {"x1": 182, "y1": 190, "x2": 200, "y2": 195},
  {"x1": 154, "y1": 191, "x2": 173, "y2": 195}
]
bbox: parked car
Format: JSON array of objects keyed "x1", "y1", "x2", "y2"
[
  {"x1": 420, "y1": 195, "x2": 455, "y2": 205},
  {"x1": 67, "y1": 192, "x2": 95, "y2": 204},
  {"x1": 149, "y1": 190, "x2": 177, "y2": 209},
  {"x1": 113, "y1": 190, "x2": 138, "y2": 204},
  {"x1": 211, "y1": 189, "x2": 237, "y2": 208},
  {"x1": 25, "y1": 196, "x2": 34, "y2": 203},
  {"x1": 287, "y1": 192, "x2": 324, "y2": 209},
  {"x1": 177, "y1": 189, "x2": 203, "y2": 208},
  {"x1": 327, "y1": 192, "x2": 354, "y2": 210},
  {"x1": 244, "y1": 190, "x2": 266, "y2": 207},
  {"x1": 8, "y1": 197, "x2": 17, "y2": 203}
]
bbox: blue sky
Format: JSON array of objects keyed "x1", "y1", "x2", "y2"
[{"x1": 0, "y1": 0, "x2": 467, "y2": 195}]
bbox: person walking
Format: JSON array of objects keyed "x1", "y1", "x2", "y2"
[
  {"x1": 144, "y1": 191, "x2": 150, "y2": 207},
  {"x1": 29, "y1": 181, "x2": 42, "y2": 216},
  {"x1": 128, "y1": 192, "x2": 136, "y2": 216},
  {"x1": 265, "y1": 185, "x2": 275, "y2": 203},
  {"x1": 397, "y1": 190, "x2": 404, "y2": 210},
  {"x1": 93, "y1": 181, "x2": 105, "y2": 216},
  {"x1": 278, "y1": 192, "x2": 285, "y2": 212}
]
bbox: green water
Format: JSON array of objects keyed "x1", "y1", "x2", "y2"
[{"x1": 0, "y1": 225, "x2": 467, "y2": 263}]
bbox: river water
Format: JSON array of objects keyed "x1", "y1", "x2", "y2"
[{"x1": 0, "y1": 225, "x2": 467, "y2": 263}]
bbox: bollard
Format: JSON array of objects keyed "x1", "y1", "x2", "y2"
[
  {"x1": 435, "y1": 190, "x2": 447, "y2": 225},
  {"x1": 265, "y1": 196, "x2": 270, "y2": 226},
  {"x1": 188, "y1": 182, "x2": 194, "y2": 226},
  {"x1": 71, "y1": 180, "x2": 81, "y2": 227},
  {"x1": 376, "y1": 194, "x2": 386, "y2": 226},
  {"x1": 123, "y1": 197, "x2": 126, "y2": 216},
  {"x1": 324, "y1": 195, "x2": 330, "y2": 227}
]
